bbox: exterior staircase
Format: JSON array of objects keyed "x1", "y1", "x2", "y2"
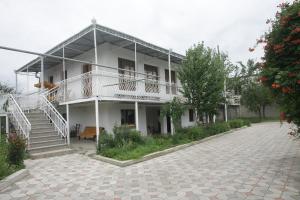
[{"x1": 25, "y1": 110, "x2": 74, "y2": 159}]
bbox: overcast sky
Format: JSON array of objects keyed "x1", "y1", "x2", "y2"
[{"x1": 0, "y1": 0, "x2": 286, "y2": 91}]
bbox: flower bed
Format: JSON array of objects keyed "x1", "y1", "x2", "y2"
[{"x1": 97, "y1": 119, "x2": 251, "y2": 161}]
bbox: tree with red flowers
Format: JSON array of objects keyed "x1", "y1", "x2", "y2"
[{"x1": 257, "y1": 1, "x2": 300, "y2": 132}]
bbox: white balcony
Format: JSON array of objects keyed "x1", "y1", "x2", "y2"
[{"x1": 46, "y1": 70, "x2": 182, "y2": 104}]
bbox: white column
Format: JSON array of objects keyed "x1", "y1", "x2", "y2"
[
  {"x1": 6, "y1": 115, "x2": 9, "y2": 135},
  {"x1": 93, "y1": 27, "x2": 98, "y2": 66},
  {"x1": 135, "y1": 101, "x2": 139, "y2": 131},
  {"x1": 15, "y1": 71, "x2": 18, "y2": 93},
  {"x1": 63, "y1": 46, "x2": 66, "y2": 102},
  {"x1": 95, "y1": 99, "x2": 100, "y2": 145},
  {"x1": 168, "y1": 49, "x2": 174, "y2": 135},
  {"x1": 93, "y1": 25, "x2": 100, "y2": 96},
  {"x1": 40, "y1": 57, "x2": 44, "y2": 90},
  {"x1": 26, "y1": 67, "x2": 29, "y2": 94},
  {"x1": 66, "y1": 104, "x2": 70, "y2": 146}
]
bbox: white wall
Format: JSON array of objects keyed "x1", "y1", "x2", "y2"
[
  {"x1": 44, "y1": 42, "x2": 181, "y2": 88},
  {"x1": 181, "y1": 109, "x2": 197, "y2": 128},
  {"x1": 63, "y1": 101, "x2": 147, "y2": 136}
]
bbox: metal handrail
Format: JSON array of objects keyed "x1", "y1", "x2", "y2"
[
  {"x1": 39, "y1": 95, "x2": 68, "y2": 139},
  {"x1": 7, "y1": 94, "x2": 31, "y2": 139}
]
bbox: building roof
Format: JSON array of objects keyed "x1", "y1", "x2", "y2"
[{"x1": 16, "y1": 23, "x2": 185, "y2": 73}]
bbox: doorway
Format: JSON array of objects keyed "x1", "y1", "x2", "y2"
[{"x1": 146, "y1": 107, "x2": 161, "y2": 135}]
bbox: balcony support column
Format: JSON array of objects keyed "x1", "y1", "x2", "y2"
[
  {"x1": 168, "y1": 49, "x2": 174, "y2": 135},
  {"x1": 93, "y1": 21, "x2": 99, "y2": 95},
  {"x1": 6, "y1": 115, "x2": 9, "y2": 135},
  {"x1": 15, "y1": 71, "x2": 18, "y2": 94},
  {"x1": 135, "y1": 101, "x2": 139, "y2": 131},
  {"x1": 40, "y1": 56, "x2": 44, "y2": 90},
  {"x1": 95, "y1": 99, "x2": 100, "y2": 146},
  {"x1": 26, "y1": 66, "x2": 29, "y2": 94},
  {"x1": 63, "y1": 45, "x2": 66, "y2": 102},
  {"x1": 66, "y1": 104, "x2": 70, "y2": 146}
]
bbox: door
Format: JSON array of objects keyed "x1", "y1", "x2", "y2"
[
  {"x1": 165, "y1": 70, "x2": 176, "y2": 94},
  {"x1": 144, "y1": 65, "x2": 159, "y2": 93},
  {"x1": 82, "y1": 64, "x2": 92, "y2": 97},
  {"x1": 118, "y1": 58, "x2": 136, "y2": 91}
]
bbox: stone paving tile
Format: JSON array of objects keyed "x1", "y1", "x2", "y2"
[{"x1": 1, "y1": 122, "x2": 300, "y2": 200}]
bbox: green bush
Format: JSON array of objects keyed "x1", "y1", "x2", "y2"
[
  {"x1": 205, "y1": 122, "x2": 231, "y2": 136},
  {"x1": 113, "y1": 125, "x2": 144, "y2": 146},
  {"x1": 97, "y1": 131, "x2": 115, "y2": 153},
  {"x1": 242, "y1": 119, "x2": 251, "y2": 127},
  {"x1": 0, "y1": 137, "x2": 10, "y2": 180},
  {"x1": 228, "y1": 119, "x2": 244, "y2": 129},
  {"x1": 7, "y1": 133, "x2": 26, "y2": 166}
]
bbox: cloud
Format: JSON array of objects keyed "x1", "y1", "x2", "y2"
[{"x1": 0, "y1": 0, "x2": 286, "y2": 91}]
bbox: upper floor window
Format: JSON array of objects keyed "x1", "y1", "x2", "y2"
[
  {"x1": 144, "y1": 64, "x2": 159, "y2": 93},
  {"x1": 118, "y1": 58, "x2": 136, "y2": 91}
]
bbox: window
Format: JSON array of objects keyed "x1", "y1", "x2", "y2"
[
  {"x1": 144, "y1": 64, "x2": 159, "y2": 93},
  {"x1": 118, "y1": 58, "x2": 136, "y2": 91},
  {"x1": 165, "y1": 70, "x2": 177, "y2": 94},
  {"x1": 49, "y1": 76, "x2": 54, "y2": 84},
  {"x1": 121, "y1": 109, "x2": 135, "y2": 125},
  {"x1": 189, "y1": 109, "x2": 194, "y2": 122}
]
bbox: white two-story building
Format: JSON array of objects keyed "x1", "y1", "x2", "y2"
[{"x1": 14, "y1": 21, "x2": 196, "y2": 144}]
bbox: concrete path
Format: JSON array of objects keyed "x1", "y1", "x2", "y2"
[{"x1": 1, "y1": 122, "x2": 300, "y2": 200}]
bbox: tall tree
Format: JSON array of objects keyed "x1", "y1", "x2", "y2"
[
  {"x1": 257, "y1": 1, "x2": 300, "y2": 131},
  {"x1": 241, "y1": 82, "x2": 273, "y2": 119},
  {"x1": 178, "y1": 42, "x2": 226, "y2": 123}
]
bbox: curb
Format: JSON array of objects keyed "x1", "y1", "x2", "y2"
[
  {"x1": 0, "y1": 169, "x2": 29, "y2": 191},
  {"x1": 91, "y1": 125, "x2": 249, "y2": 167}
]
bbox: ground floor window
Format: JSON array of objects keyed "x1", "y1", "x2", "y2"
[{"x1": 121, "y1": 109, "x2": 135, "y2": 125}]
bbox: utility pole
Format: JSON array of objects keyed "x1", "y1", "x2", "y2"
[{"x1": 217, "y1": 45, "x2": 228, "y2": 122}]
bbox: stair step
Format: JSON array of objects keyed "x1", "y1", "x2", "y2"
[
  {"x1": 30, "y1": 131, "x2": 58, "y2": 137},
  {"x1": 30, "y1": 139, "x2": 65, "y2": 148},
  {"x1": 30, "y1": 135, "x2": 62, "y2": 142},
  {"x1": 31, "y1": 124, "x2": 53, "y2": 129},
  {"x1": 29, "y1": 148, "x2": 75, "y2": 159},
  {"x1": 28, "y1": 118, "x2": 50, "y2": 122},
  {"x1": 28, "y1": 143, "x2": 68, "y2": 154},
  {"x1": 31, "y1": 127, "x2": 55, "y2": 132}
]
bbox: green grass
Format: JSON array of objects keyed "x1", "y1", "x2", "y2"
[
  {"x1": 0, "y1": 134, "x2": 24, "y2": 180},
  {"x1": 97, "y1": 119, "x2": 256, "y2": 161},
  {"x1": 100, "y1": 136, "x2": 175, "y2": 160}
]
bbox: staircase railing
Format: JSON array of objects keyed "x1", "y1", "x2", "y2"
[
  {"x1": 39, "y1": 95, "x2": 68, "y2": 143},
  {"x1": 7, "y1": 94, "x2": 31, "y2": 142}
]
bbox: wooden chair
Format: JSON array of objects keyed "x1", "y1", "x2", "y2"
[{"x1": 78, "y1": 127, "x2": 104, "y2": 140}]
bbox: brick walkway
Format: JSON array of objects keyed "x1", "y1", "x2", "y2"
[{"x1": 1, "y1": 122, "x2": 300, "y2": 200}]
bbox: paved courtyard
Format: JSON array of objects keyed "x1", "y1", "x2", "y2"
[{"x1": 1, "y1": 122, "x2": 300, "y2": 200}]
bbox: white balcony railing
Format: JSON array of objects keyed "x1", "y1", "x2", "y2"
[{"x1": 45, "y1": 70, "x2": 182, "y2": 104}]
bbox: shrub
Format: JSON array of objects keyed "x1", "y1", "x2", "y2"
[
  {"x1": 7, "y1": 133, "x2": 26, "y2": 166},
  {"x1": 228, "y1": 119, "x2": 244, "y2": 129},
  {"x1": 242, "y1": 119, "x2": 251, "y2": 127},
  {"x1": 205, "y1": 122, "x2": 230, "y2": 136},
  {"x1": 113, "y1": 125, "x2": 144, "y2": 146},
  {"x1": 97, "y1": 131, "x2": 115, "y2": 153}
]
